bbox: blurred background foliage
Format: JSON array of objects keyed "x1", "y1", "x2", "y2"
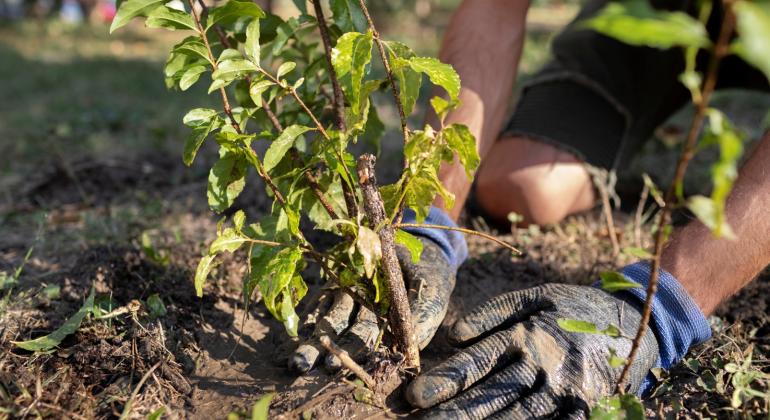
[{"x1": 2, "y1": 0, "x2": 768, "y2": 208}]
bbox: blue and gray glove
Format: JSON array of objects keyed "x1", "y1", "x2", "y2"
[
  {"x1": 407, "y1": 262, "x2": 712, "y2": 419},
  {"x1": 288, "y1": 207, "x2": 466, "y2": 373}
]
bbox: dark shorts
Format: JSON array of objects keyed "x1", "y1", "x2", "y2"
[{"x1": 503, "y1": 0, "x2": 770, "y2": 170}]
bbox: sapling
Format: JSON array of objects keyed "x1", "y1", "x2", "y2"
[{"x1": 109, "y1": 0, "x2": 514, "y2": 370}]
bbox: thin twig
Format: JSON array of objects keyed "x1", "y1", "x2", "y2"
[
  {"x1": 356, "y1": 0, "x2": 409, "y2": 158},
  {"x1": 119, "y1": 362, "x2": 161, "y2": 420},
  {"x1": 615, "y1": 0, "x2": 735, "y2": 393},
  {"x1": 394, "y1": 223, "x2": 521, "y2": 255},
  {"x1": 311, "y1": 0, "x2": 347, "y2": 132},
  {"x1": 634, "y1": 181, "x2": 650, "y2": 249},
  {"x1": 319, "y1": 336, "x2": 376, "y2": 389}
]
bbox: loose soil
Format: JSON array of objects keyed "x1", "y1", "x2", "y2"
[{"x1": 1, "y1": 155, "x2": 768, "y2": 419}]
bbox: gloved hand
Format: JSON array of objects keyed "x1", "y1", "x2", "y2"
[
  {"x1": 288, "y1": 207, "x2": 467, "y2": 373},
  {"x1": 407, "y1": 263, "x2": 712, "y2": 419}
]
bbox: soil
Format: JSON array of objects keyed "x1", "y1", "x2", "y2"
[{"x1": 0, "y1": 155, "x2": 768, "y2": 419}]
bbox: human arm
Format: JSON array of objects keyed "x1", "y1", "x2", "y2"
[
  {"x1": 663, "y1": 133, "x2": 770, "y2": 315},
  {"x1": 432, "y1": 0, "x2": 531, "y2": 219}
]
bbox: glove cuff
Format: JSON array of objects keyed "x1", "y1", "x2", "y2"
[
  {"x1": 619, "y1": 262, "x2": 712, "y2": 369},
  {"x1": 401, "y1": 207, "x2": 468, "y2": 268}
]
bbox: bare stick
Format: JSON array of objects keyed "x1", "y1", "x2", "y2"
[
  {"x1": 119, "y1": 362, "x2": 161, "y2": 420},
  {"x1": 394, "y1": 223, "x2": 521, "y2": 254},
  {"x1": 311, "y1": 0, "x2": 347, "y2": 132},
  {"x1": 356, "y1": 0, "x2": 409, "y2": 156},
  {"x1": 634, "y1": 181, "x2": 650, "y2": 249},
  {"x1": 357, "y1": 154, "x2": 419, "y2": 369},
  {"x1": 319, "y1": 336, "x2": 376, "y2": 389},
  {"x1": 615, "y1": 1, "x2": 735, "y2": 393}
]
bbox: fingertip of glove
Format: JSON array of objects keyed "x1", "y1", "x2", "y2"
[
  {"x1": 288, "y1": 345, "x2": 319, "y2": 374},
  {"x1": 405, "y1": 377, "x2": 436, "y2": 409},
  {"x1": 447, "y1": 320, "x2": 475, "y2": 346}
]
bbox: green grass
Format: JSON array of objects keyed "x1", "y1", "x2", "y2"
[{"x1": 0, "y1": 22, "x2": 216, "y2": 182}]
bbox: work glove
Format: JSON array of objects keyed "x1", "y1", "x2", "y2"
[
  {"x1": 407, "y1": 263, "x2": 712, "y2": 419},
  {"x1": 288, "y1": 207, "x2": 467, "y2": 373}
]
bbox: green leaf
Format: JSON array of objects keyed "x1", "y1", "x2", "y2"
[
  {"x1": 598, "y1": 271, "x2": 642, "y2": 293},
  {"x1": 590, "y1": 394, "x2": 645, "y2": 420},
  {"x1": 145, "y1": 5, "x2": 196, "y2": 31},
  {"x1": 210, "y1": 228, "x2": 248, "y2": 253},
  {"x1": 195, "y1": 254, "x2": 218, "y2": 297},
  {"x1": 608, "y1": 348, "x2": 626, "y2": 368},
  {"x1": 179, "y1": 65, "x2": 207, "y2": 91},
  {"x1": 13, "y1": 288, "x2": 95, "y2": 351},
  {"x1": 249, "y1": 79, "x2": 275, "y2": 107},
  {"x1": 146, "y1": 293, "x2": 167, "y2": 317},
  {"x1": 205, "y1": 0, "x2": 265, "y2": 32},
  {"x1": 207, "y1": 151, "x2": 248, "y2": 213},
  {"x1": 250, "y1": 393, "x2": 275, "y2": 420},
  {"x1": 233, "y1": 210, "x2": 246, "y2": 232},
  {"x1": 263, "y1": 125, "x2": 312, "y2": 172},
  {"x1": 402, "y1": 167, "x2": 454, "y2": 222},
  {"x1": 687, "y1": 195, "x2": 736, "y2": 239},
  {"x1": 408, "y1": 57, "x2": 461, "y2": 101},
  {"x1": 291, "y1": 0, "x2": 306, "y2": 14},
  {"x1": 386, "y1": 42, "x2": 421, "y2": 117},
  {"x1": 330, "y1": 0, "x2": 367, "y2": 33},
  {"x1": 557, "y1": 318, "x2": 600, "y2": 335},
  {"x1": 183, "y1": 109, "x2": 222, "y2": 166},
  {"x1": 443, "y1": 123, "x2": 480, "y2": 178},
  {"x1": 733, "y1": 2, "x2": 770, "y2": 83},
  {"x1": 245, "y1": 18, "x2": 261, "y2": 64},
  {"x1": 430, "y1": 96, "x2": 457, "y2": 121},
  {"x1": 212, "y1": 59, "x2": 259, "y2": 82},
  {"x1": 280, "y1": 289, "x2": 300, "y2": 336},
  {"x1": 582, "y1": 0, "x2": 710, "y2": 50},
  {"x1": 256, "y1": 247, "x2": 303, "y2": 334},
  {"x1": 173, "y1": 37, "x2": 212, "y2": 64},
  {"x1": 110, "y1": 0, "x2": 166, "y2": 33},
  {"x1": 356, "y1": 226, "x2": 382, "y2": 279},
  {"x1": 276, "y1": 61, "x2": 296, "y2": 80},
  {"x1": 395, "y1": 230, "x2": 424, "y2": 264},
  {"x1": 332, "y1": 31, "x2": 374, "y2": 115}
]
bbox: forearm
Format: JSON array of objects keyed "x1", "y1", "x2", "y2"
[
  {"x1": 662, "y1": 134, "x2": 770, "y2": 315},
  {"x1": 432, "y1": 0, "x2": 530, "y2": 218}
]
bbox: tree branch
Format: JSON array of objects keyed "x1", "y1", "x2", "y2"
[
  {"x1": 394, "y1": 223, "x2": 521, "y2": 254},
  {"x1": 320, "y1": 336, "x2": 377, "y2": 389},
  {"x1": 311, "y1": 0, "x2": 347, "y2": 132},
  {"x1": 357, "y1": 154, "x2": 419, "y2": 369},
  {"x1": 356, "y1": 0, "x2": 409, "y2": 157},
  {"x1": 615, "y1": 0, "x2": 735, "y2": 393}
]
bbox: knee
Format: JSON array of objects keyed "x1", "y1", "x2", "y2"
[{"x1": 476, "y1": 164, "x2": 576, "y2": 226}]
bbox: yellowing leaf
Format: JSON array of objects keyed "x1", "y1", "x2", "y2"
[
  {"x1": 733, "y1": 2, "x2": 770, "y2": 83},
  {"x1": 356, "y1": 226, "x2": 382, "y2": 279},
  {"x1": 195, "y1": 254, "x2": 218, "y2": 297},
  {"x1": 443, "y1": 123, "x2": 480, "y2": 178},
  {"x1": 395, "y1": 229, "x2": 423, "y2": 264},
  {"x1": 408, "y1": 57, "x2": 461, "y2": 101}
]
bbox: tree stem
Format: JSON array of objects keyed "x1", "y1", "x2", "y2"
[
  {"x1": 614, "y1": 0, "x2": 735, "y2": 393},
  {"x1": 356, "y1": 0, "x2": 409, "y2": 163},
  {"x1": 357, "y1": 154, "x2": 419, "y2": 369},
  {"x1": 311, "y1": 0, "x2": 347, "y2": 132}
]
